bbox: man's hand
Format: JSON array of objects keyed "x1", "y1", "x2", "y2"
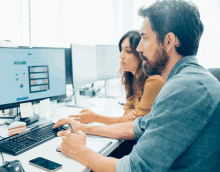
[
  {"x1": 52, "y1": 118, "x2": 83, "y2": 136},
  {"x1": 58, "y1": 130, "x2": 88, "y2": 159},
  {"x1": 68, "y1": 109, "x2": 99, "y2": 124},
  {"x1": 124, "y1": 109, "x2": 136, "y2": 120}
]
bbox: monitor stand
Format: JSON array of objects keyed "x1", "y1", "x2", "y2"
[
  {"x1": 65, "y1": 89, "x2": 94, "y2": 108},
  {"x1": 4, "y1": 107, "x2": 45, "y2": 126},
  {"x1": 98, "y1": 80, "x2": 119, "y2": 98}
]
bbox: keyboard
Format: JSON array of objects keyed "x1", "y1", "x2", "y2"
[{"x1": 0, "y1": 123, "x2": 65, "y2": 156}]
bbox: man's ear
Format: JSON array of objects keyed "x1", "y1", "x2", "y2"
[{"x1": 163, "y1": 32, "x2": 179, "y2": 53}]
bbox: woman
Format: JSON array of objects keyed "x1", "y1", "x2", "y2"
[{"x1": 69, "y1": 30, "x2": 165, "y2": 124}]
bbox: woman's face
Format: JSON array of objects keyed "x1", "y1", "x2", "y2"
[{"x1": 119, "y1": 37, "x2": 142, "y2": 75}]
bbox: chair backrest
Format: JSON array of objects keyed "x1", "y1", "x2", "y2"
[{"x1": 208, "y1": 68, "x2": 220, "y2": 82}]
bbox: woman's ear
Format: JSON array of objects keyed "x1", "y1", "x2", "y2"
[{"x1": 163, "y1": 32, "x2": 179, "y2": 53}]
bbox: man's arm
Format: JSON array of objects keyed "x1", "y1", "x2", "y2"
[
  {"x1": 76, "y1": 148, "x2": 118, "y2": 172},
  {"x1": 83, "y1": 122, "x2": 135, "y2": 140},
  {"x1": 59, "y1": 130, "x2": 118, "y2": 172},
  {"x1": 87, "y1": 115, "x2": 131, "y2": 125},
  {"x1": 53, "y1": 119, "x2": 136, "y2": 140}
]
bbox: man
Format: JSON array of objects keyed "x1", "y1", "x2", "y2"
[{"x1": 53, "y1": 0, "x2": 220, "y2": 171}]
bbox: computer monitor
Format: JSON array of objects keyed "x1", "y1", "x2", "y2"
[
  {"x1": 71, "y1": 44, "x2": 97, "y2": 89},
  {"x1": 67, "y1": 44, "x2": 97, "y2": 107},
  {"x1": 96, "y1": 45, "x2": 120, "y2": 80},
  {"x1": 0, "y1": 47, "x2": 66, "y2": 111},
  {"x1": 95, "y1": 45, "x2": 120, "y2": 97}
]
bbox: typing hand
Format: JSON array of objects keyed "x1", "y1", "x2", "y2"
[
  {"x1": 124, "y1": 109, "x2": 136, "y2": 120},
  {"x1": 52, "y1": 118, "x2": 83, "y2": 136},
  {"x1": 58, "y1": 130, "x2": 88, "y2": 159},
  {"x1": 68, "y1": 109, "x2": 99, "y2": 124}
]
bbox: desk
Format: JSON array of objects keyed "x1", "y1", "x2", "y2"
[{"x1": 0, "y1": 97, "x2": 124, "y2": 172}]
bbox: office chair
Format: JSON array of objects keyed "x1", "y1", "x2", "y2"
[{"x1": 208, "y1": 68, "x2": 220, "y2": 82}]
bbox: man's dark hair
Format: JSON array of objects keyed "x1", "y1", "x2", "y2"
[{"x1": 138, "y1": 0, "x2": 204, "y2": 56}]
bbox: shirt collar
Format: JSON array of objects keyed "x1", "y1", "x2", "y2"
[{"x1": 167, "y1": 55, "x2": 198, "y2": 81}]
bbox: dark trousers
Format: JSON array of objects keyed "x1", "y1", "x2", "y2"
[{"x1": 109, "y1": 140, "x2": 136, "y2": 159}]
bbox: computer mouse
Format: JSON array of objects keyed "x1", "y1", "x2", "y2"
[
  {"x1": 0, "y1": 160, "x2": 25, "y2": 172},
  {"x1": 55, "y1": 124, "x2": 69, "y2": 132}
]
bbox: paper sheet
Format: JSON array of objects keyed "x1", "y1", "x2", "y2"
[
  {"x1": 40, "y1": 98, "x2": 51, "y2": 117},
  {"x1": 20, "y1": 102, "x2": 34, "y2": 118}
]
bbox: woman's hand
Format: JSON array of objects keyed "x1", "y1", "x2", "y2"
[
  {"x1": 124, "y1": 109, "x2": 136, "y2": 120},
  {"x1": 69, "y1": 109, "x2": 99, "y2": 124}
]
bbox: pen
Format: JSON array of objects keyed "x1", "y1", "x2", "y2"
[
  {"x1": 56, "y1": 123, "x2": 74, "y2": 152},
  {"x1": 69, "y1": 123, "x2": 74, "y2": 133},
  {"x1": 97, "y1": 141, "x2": 112, "y2": 154}
]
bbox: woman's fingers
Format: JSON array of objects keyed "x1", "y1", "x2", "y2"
[
  {"x1": 68, "y1": 114, "x2": 82, "y2": 118},
  {"x1": 80, "y1": 109, "x2": 89, "y2": 113}
]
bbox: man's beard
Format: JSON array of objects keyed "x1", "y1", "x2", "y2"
[{"x1": 141, "y1": 47, "x2": 170, "y2": 76}]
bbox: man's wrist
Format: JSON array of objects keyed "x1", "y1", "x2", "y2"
[
  {"x1": 79, "y1": 123, "x2": 91, "y2": 135},
  {"x1": 74, "y1": 146, "x2": 91, "y2": 166}
]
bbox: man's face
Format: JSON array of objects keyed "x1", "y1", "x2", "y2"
[{"x1": 137, "y1": 18, "x2": 170, "y2": 76}]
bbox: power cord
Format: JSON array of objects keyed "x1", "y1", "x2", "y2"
[
  {"x1": 0, "y1": 135, "x2": 5, "y2": 166},
  {"x1": 0, "y1": 122, "x2": 7, "y2": 126},
  {"x1": 0, "y1": 152, "x2": 4, "y2": 165}
]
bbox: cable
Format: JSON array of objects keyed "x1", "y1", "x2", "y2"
[
  {"x1": 0, "y1": 152, "x2": 4, "y2": 165},
  {"x1": 0, "y1": 129, "x2": 5, "y2": 165},
  {"x1": 0, "y1": 123, "x2": 7, "y2": 126}
]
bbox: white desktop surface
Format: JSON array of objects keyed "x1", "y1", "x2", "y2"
[
  {"x1": 0, "y1": 97, "x2": 124, "y2": 172},
  {"x1": 2, "y1": 136, "x2": 121, "y2": 172}
]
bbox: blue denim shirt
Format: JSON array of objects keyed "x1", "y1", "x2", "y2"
[{"x1": 116, "y1": 56, "x2": 220, "y2": 172}]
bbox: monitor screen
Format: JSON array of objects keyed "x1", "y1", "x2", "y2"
[
  {"x1": 96, "y1": 45, "x2": 120, "y2": 80},
  {"x1": 18, "y1": 46, "x2": 72, "y2": 85},
  {"x1": 0, "y1": 47, "x2": 66, "y2": 110},
  {"x1": 71, "y1": 44, "x2": 97, "y2": 89}
]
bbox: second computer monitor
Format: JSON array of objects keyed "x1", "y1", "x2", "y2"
[
  {"x1": 96, "y1": 45, "x2": 120, "y2": 80},
  {"x1": 71, "y1": 44, "x2": 97, "y2": 89}
]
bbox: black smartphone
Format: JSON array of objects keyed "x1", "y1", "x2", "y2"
[{"x1": 29, "y1": 157, "x2": 62, "y2": 171}]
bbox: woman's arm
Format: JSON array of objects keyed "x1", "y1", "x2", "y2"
[
  {"x1": 68, "y1": 109, "x2": 124, "y2": 124},
  {"x1": 69, "y1": 76, "x2": 164, "y2": 124},
  {"x1": 69, "y1": 109, "x2": 133, "y2": 125},
  {"x1": 54, "y1": 118, "x2": 135, "y2": 140}
]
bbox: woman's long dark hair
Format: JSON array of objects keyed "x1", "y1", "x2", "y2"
[{"x1": 118, "y1": 30, "x2": 148, "y2": 99}]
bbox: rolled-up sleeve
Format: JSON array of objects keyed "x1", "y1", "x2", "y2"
[
  {"x1": 133, "y1": 117, "x2": 147, "y2": 142},
  {"x1": 116, "y1": 155, "x2": 132, "y2": 172}
]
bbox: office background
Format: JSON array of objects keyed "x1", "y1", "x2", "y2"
[{"x1": 0, "y1": 0, "x2": 219, "y2": 69}]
